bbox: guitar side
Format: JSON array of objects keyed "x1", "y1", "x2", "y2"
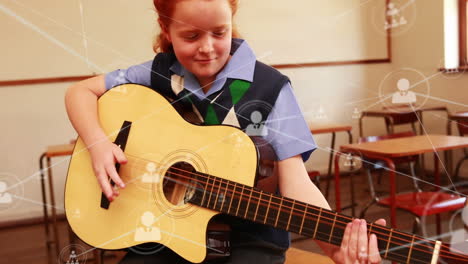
[{"x1": 65, "y1": 84, "x2": 259, "y2": 263}]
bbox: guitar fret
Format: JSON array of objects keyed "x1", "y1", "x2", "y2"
[
  {"x1": 430, "y1": 241, "x2": 442, "y2": 264},
  {"x1": 199, "y1": 174, "x2": 209, "y2": 208},
  {"x1": 253, "y1": 191, "x2": 262, "y2": 222},
  {"x1": 214, "y1": 177, "x2": 222, "y2": 211},
  {"x1": 368, "y1": 222, "x2": 373, "y2": 237},
  {"x1": 329, "y1": 213, "x2": 337, "y2": 243},
  {"x1": 313, "y1": 207, "x2": 322, "y2": 239},
  {"x1": 299, "y1": 204, "x2": 307, "y2": 235},
  {"x1": 236, "y1": 185, "x2": 245, "y2": 216},
  {"x1": 406, "y1": 235, "x2": 415, "y2": 264},
  {"x1": 264, "y1": 195, "x2": 272, "y2": 225},
  {"x1": 274, "y1": 197, "x2": 284, "y2": 227},
  {"x1": 206, "y1": 175, "x2": 215, "y2": 209},
  {"x1": 244, "y1": 187, "x2": 253, "y2": 219},
  {"x1": 384, "y1": 228, "x2": 393, "y2": 259},
  {"x1": 227, "y1": 182, "x2": 237, "y2": 215},
  {"x1": 286, "y1": 200, "x2": 295, "y2": 230},
  {"x1": 220, "y1": 178, "x2": 229, "y2": 212}
]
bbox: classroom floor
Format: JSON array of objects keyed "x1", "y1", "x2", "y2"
[{"x1": 0, "y1": 169, "x2": 465, "y2": 264}]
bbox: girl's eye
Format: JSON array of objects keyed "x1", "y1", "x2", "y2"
[
  {"x1": 213, "y1": 30, "x2": 226, "y2": 37},
  {"x1": 183, "y1": 33, "x2": 198, "y2": 40}
]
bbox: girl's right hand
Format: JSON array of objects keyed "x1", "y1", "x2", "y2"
[{"x1": 88, "y1": 140, "x2": 127, "y2": 202}]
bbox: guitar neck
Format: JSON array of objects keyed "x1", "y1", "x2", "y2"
[{"x1": 186, "y1": 172, "x2": 455, "y2": 264}]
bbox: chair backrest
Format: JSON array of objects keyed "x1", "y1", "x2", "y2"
[
  {"x1": 358, "y1": 131, "x2": 416, "y2": 144},
  {"x1": 455, "y1": 111, "x2": 468, "y2": 136},
  {"x1": 382, "y1": 105, "x2": 419, "y2": 126}
]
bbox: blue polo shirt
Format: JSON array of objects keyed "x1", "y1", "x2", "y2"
[{"x1": 105, "y1": 39, "x2": 316, "y2": 162}]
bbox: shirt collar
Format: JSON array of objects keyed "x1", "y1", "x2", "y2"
[{"x1": 168, "y1": 38, "x2": 256, "y2": 98}]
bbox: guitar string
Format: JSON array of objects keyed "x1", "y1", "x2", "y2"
[
  {"x1": 116, "y1": 171, "x2": 427, "y2": 264},
  {"x1": 123, "y1": 155, "x2": 464, "y2": 256},
  {"x1": 119, "y1": 155, "x2": 466, "y2": 262},
  {"x1": 134, "y1": 166, "x2": 436, "y2": 264}
]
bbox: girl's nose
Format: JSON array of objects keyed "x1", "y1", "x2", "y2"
[{"x1": 199, "y1": 36, "x2": 214, "y2": 53}]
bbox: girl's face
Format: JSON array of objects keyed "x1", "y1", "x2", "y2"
[{"x1": 164, "y1": 0, "x2": 233, "y2": 88}]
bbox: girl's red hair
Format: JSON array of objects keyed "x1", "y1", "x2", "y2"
[{"x1": 153, "y1": 0, "x2": 240, "y2": 53}]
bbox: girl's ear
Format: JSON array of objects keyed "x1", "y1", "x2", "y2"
[{"x1": 158, "y1": 18, "x2": 171, "y2": 43}]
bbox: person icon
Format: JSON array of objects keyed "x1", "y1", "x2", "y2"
[
  {"x1": 392, "y1": 78, "x2": 416, "y2": 104},
  {"x1": 134, "y1": 211, "x2": 162, "y2": 242},
  {"x1": 72, "y1": 209, "x2": 80, "y2": 218},
  {"x1": 246, "y1": 111, "x2": 268, "y2": 136},
  {"x1": 344, "y1": 154, "x2": 355, "y2": 167},
  {"x1": 386, "y1": 3, "x2": 399, "y2": 17},
  {"x1": 0, "y1": 181, "x2": 12, "y2": 204},
  {"x1": 141, "y1": 162, "x2": 160, "y2": 183},
  {"x1": 66, "y1": 250, "x2": 79, "y2": 264},
  {"x1": 399, "y1": 16, "x2": 407, "y2": 26},
  {"x1": 352, "y1": 108, "x2": 361, "y2": 119},
  {"x1": 113, "y1": 71, "x2": 128, "y2": 93},
  {"x1": 385, "y1": 2, "x2": 406, "y2": 29},
  {"x1": 315, "y1": 106, "x2": 327, "y2": 119}
]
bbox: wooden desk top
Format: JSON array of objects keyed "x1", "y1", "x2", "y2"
[
  {"x1": 45, "y1": 144, "x2": 75, "y2": 157},
  {"x1": 308, "y1": 123, "x2": 352, "y2": 134},
  {"x1": 340, "y1": 135, "x2": 468, "y2": 157},
  {"x1": 362, "y1": 105, "x2": 447, "y2": 117},
  {"x1": 285, "y1": 247, "x2": 333, "y2": 264}
]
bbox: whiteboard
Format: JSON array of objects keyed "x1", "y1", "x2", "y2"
[{"x1": 236, "y1": 0, "x2": 390, "y2": 65}]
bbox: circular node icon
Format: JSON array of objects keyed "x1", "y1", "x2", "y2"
[
  {"x1": 339, "y1": 151, "x2": 363, "y2": 173},
  {"x1": 0, "y1": 172, "x2": 24, "y2": 212},
  {"x1": 126, "y1": 208, "x2": 176, "y2": 256},
  {"x1": 378, "y1": 68, "x2": 430, "y2": 113},
  {"x1": 58, "y1": 244, "x2": 87, "y2": 264},
  {"x1": 371, "y1": 0, "x2": 417, "y2": 37},
  {"x1": 236, "y1": 99, "x2": 278, "y2": 147}
]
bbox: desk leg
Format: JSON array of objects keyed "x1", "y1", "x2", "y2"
[
  {"x1": 434, "y1": 153, "x2": 442, "y2": 235},
  {"x1": 359, "y1": 116, "x2": 364, "y2": 138},
  {"x1": 389, "y1": 162, "x2": 397, "y2": 228},
  {"x1": 334, "y1": 152, "x2": 343, "y2": 212},
  {"x1": 39, "y1": 153, "x2": 53, "y2": 264},
  {"x1": 325, "y1": 132, "x2": 336, "y2": 199},
  {"x1": 366, "y1": 155, "x2": 397, "y2": 228},
  {"x1": 46, "y1": 157, "x2": 60, "y2": 261},
  {"x1": 348, "y1": 131, "x2": 356, "y2": 217},
  {"x1": 446, "y1": 119, "x2": 454, "y2": 178}
]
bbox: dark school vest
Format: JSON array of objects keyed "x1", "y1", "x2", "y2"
[{"x1": 150, "y1": 52, "x2": 291, "y2": 249}]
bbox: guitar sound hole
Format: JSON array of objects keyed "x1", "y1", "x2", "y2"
[{"x1": 162, "y1": 162, "x2": 197, "y2": 206}]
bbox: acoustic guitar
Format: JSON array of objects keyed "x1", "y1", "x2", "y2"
[{"x1": 65, "y1": 84, "x2": 468, "y2": 263}]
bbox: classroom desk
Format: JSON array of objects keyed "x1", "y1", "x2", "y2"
[
  {"x1": 308, "y1": 123, "x2": 355, "y2": 214},
  {"x1": 334, "y1": 135, "x2": 468, "y2": 228},
  {"x1": 359, "y1": 105, "x2": 448, "y2": 137}
]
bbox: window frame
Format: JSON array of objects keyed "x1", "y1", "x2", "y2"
[{"x1": 459, "y1": 0, "x2": 467, "y2": 67}]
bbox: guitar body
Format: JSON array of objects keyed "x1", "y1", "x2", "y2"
[
  {"x1": 65, "y1": 84, "x2": 258, "y2": 263},
  {"x1": 66, "y1": 84, "x2": 468, "y2": 264}
]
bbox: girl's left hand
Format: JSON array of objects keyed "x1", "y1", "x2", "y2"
[{"x1": 338, "y1": 218, "x2": 386, "y2": 264}]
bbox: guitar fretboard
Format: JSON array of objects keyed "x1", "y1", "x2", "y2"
[{"x1": 186, "y1": 172, "x2": 438, "y2": 264}]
